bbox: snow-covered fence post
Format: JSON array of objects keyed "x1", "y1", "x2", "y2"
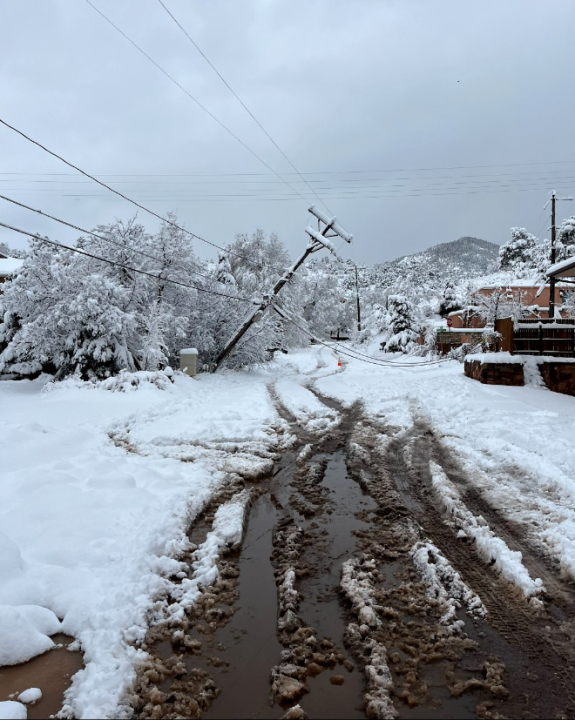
[
  {"x1": 179, "y1": 347, "x2": 198, "y2": 377},
  {"x1": 213, "y1": 207, "x2": 352, "y2": 370}
]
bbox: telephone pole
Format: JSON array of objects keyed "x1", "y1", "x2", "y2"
[
  {"x1": 548, "y1": 190, "x2": 573, "y2": 320},
  {"x1": 213, "y1": 206, "x2": 352, "y2": 370},
  {"x1": 355, "y1": 264, "x2": 361, "y2": 332}
]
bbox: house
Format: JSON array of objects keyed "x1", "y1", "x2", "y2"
[
  {"x1": 447, "y1": 283, "x2": 567, "y2": 328},
  {"x1": 433, "y1": 280, "x2": 575, "y2": 355},
  {"x1": 0, "y1": 257, "x2": 24, "y2": 289}
]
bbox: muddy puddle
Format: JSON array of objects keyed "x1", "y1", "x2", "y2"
[
  {"x1": 191, "y1": 447, "x2": 371, "y2": 719},
  {"x1": 202, "y1": 493, "x2": 284, "y2": 719},
  {"x1": 0, "y1": 633, "x2": 83, "y2": 719}
]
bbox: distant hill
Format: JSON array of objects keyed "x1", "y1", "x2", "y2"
[{"x1": 367, "y1": 236, "x2": 499, "y2": 290}]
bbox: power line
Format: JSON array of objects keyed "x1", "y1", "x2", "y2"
[
  {"x1": 274, "y1": 306, "x2": 453, "y2": 367},
  {"x1": 3, "y1": 166, "x2": 575, "y2": 181},
  {"x1": 5, "y1": 175, "x2": 575, "y2": 198},
  {"x1": 0, "y1": 117, "x2": 266, "y2": 269},
  {"x1": 0, "y1": 194, "x2": 223, "y2": 283},
  {"x1": 4, "y1": 161, "x2": 575, "y2": 179},
  {"x1": 6, "y1": 183, "x2": 574, "y2": 203},
  {"x1": 155, "y1": 0, "x2": 333, "y2": 215},
  {"x1": 84, "y1": 0, "x2": 312, "y2": 209},
  {"x1": 0, "y1": 221, "x2": 255, "y2": 303},
  {"x1": 3, "y1": 172, "x2": 575, "y2": 188}
]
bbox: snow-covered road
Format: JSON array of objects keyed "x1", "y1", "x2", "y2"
[{"x1": 1, "y1": 344, "x2": 574, "y2": 719}]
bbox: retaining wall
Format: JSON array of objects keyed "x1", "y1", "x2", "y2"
[{"x1": 464, "y1": 357, "x2": 575, "y2": 396}]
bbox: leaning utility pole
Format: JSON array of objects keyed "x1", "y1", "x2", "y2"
[
  {"x1": 213, "y1": 206, "x2": 353, "y2": 369},
  {"x1": 548, "y1": 190, "x2": 573, "y2": 320}
]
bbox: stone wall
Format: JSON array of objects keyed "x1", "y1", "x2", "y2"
[
  {"x1": 537, "y1": 363, "x2": 575, "y2": 397},
  {"x1": 464, "y1": 360, "x2": 524, "y2": 386}
]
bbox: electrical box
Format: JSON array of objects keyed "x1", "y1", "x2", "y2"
[{"x1": 179, "y1": 348, "x2": 198, "y2": 377}]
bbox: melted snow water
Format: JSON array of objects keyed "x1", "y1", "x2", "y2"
[
  {"x1": 295, "y1": 451, "x2": 374, "y2": 719},
  {"x1": 196, "y1": 448, "x2": 372, "y2": 719},
  {"x1": 202, "y1": 492, "x2": 284, "y2": 719},
  {"x1": 0, "y1": 633, "x2": 83, "y2": 719}
]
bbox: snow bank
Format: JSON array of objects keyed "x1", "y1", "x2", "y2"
[
  {"x1": 0, "y1": 605, "x2": 61, "y2": 665},
  {"x1": 0, "y1": 369, "x2": 282, "y2": 718},
  {"x1": 172, "y1": 490, "x2": 251, "y2": 614},
  {"x1": 429, "y1": 461, "x2": 543, "y2": 599},
  {"x1": 0, "y1": 702, "x2": 27, "y2": 720}
]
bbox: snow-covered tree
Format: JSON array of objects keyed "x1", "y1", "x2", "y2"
[
  {"x1": 498, "y1": 228, "x2": 538, "y2": 273},
  {"x1": 0, "y1": 238, "x2": 139, "y2": 379},
  {"x1": 381, "y1": 295, "x2": 419, "y2": 353},
  {"x1": 556, "y1": 216, "x2": 575, "y2": 263},
  {"x1": 438, "y1": 281, "x2": 460, "y2": 316}
]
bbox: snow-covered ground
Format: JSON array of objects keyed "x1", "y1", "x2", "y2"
[
  {"x1": 0, "y1": 350, "x2": 332, "y2": 719},
  {"x1": 1, "y1": 343, "x2": 574, "y2": 718}
]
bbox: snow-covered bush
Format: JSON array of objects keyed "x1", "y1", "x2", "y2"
[{"x1": 381, "y1": 295, "x2": 419, "y2": 353}]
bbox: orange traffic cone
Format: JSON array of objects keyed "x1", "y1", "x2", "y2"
[{"x1": 338, "y1": 357, "x2": 342, "y2": 367}]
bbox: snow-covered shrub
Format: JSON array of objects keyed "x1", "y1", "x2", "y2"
[
  {"x1": 99, "y1": 370, "x2": 173, "y2": 391},
  {"x1": 381, "y1": 295, "x2": 419, "y2": 353},
  {"x1": 42, "y1": 369, "x2": 173, "y2": 392},
  {"x1": 413, "y1": 324, "x2": 438, "y2": 357}
]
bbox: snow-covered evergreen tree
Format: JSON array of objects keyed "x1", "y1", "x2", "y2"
[
  {"x1": 498, "y1": 228, "x2": 538, "y2": 273},
  {"x1": 557, "y1": 216, "x2": 575, "y2": 263},
  {"x1": 381, "y1": 295, "x2": 419, "y2": 353},
  {"x1": 0, "y1": 238, "x2": 139, "y2": 379},
  {"x1": 438, "y1": 281, "x2": 460, "y2": 316}
]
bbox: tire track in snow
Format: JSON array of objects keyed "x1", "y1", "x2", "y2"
[{"x1": 384, "y1": 421, "x2": 575, "y2": 716}]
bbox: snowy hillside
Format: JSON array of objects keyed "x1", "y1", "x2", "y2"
[{"x1": 369, "y1": 236, "x2": 499, "y2": 289}]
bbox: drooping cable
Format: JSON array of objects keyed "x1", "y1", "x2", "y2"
[
  {"x1": 0, "y1": 117, "x2": 268, "y2": 270},
  {"x1": 0, "y1": 221, "x2": 255, "y2": 303},
  {"x1": 0, "y1": 194, "x2": 222, "y2": 283}
]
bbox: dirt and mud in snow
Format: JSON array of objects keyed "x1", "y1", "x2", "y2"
[{"x1": 130, "y1": 385, "x2": 575, "y2": 719}]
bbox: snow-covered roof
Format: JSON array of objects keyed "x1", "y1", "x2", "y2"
[
  {"x1": 547, "y1": 256, "x2": 575, "y2": 278},
  {"x1": 0, "y1": 257, "x2": 23, "y2": 278}
]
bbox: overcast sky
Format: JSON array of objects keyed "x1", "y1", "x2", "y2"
[{"x1": 1, "y1": 0, "x2": 574, "y2": 265}]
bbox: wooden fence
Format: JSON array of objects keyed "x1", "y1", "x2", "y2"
[{"x1": 513, "y1": 319, "x2": 575, "y2": 357}]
